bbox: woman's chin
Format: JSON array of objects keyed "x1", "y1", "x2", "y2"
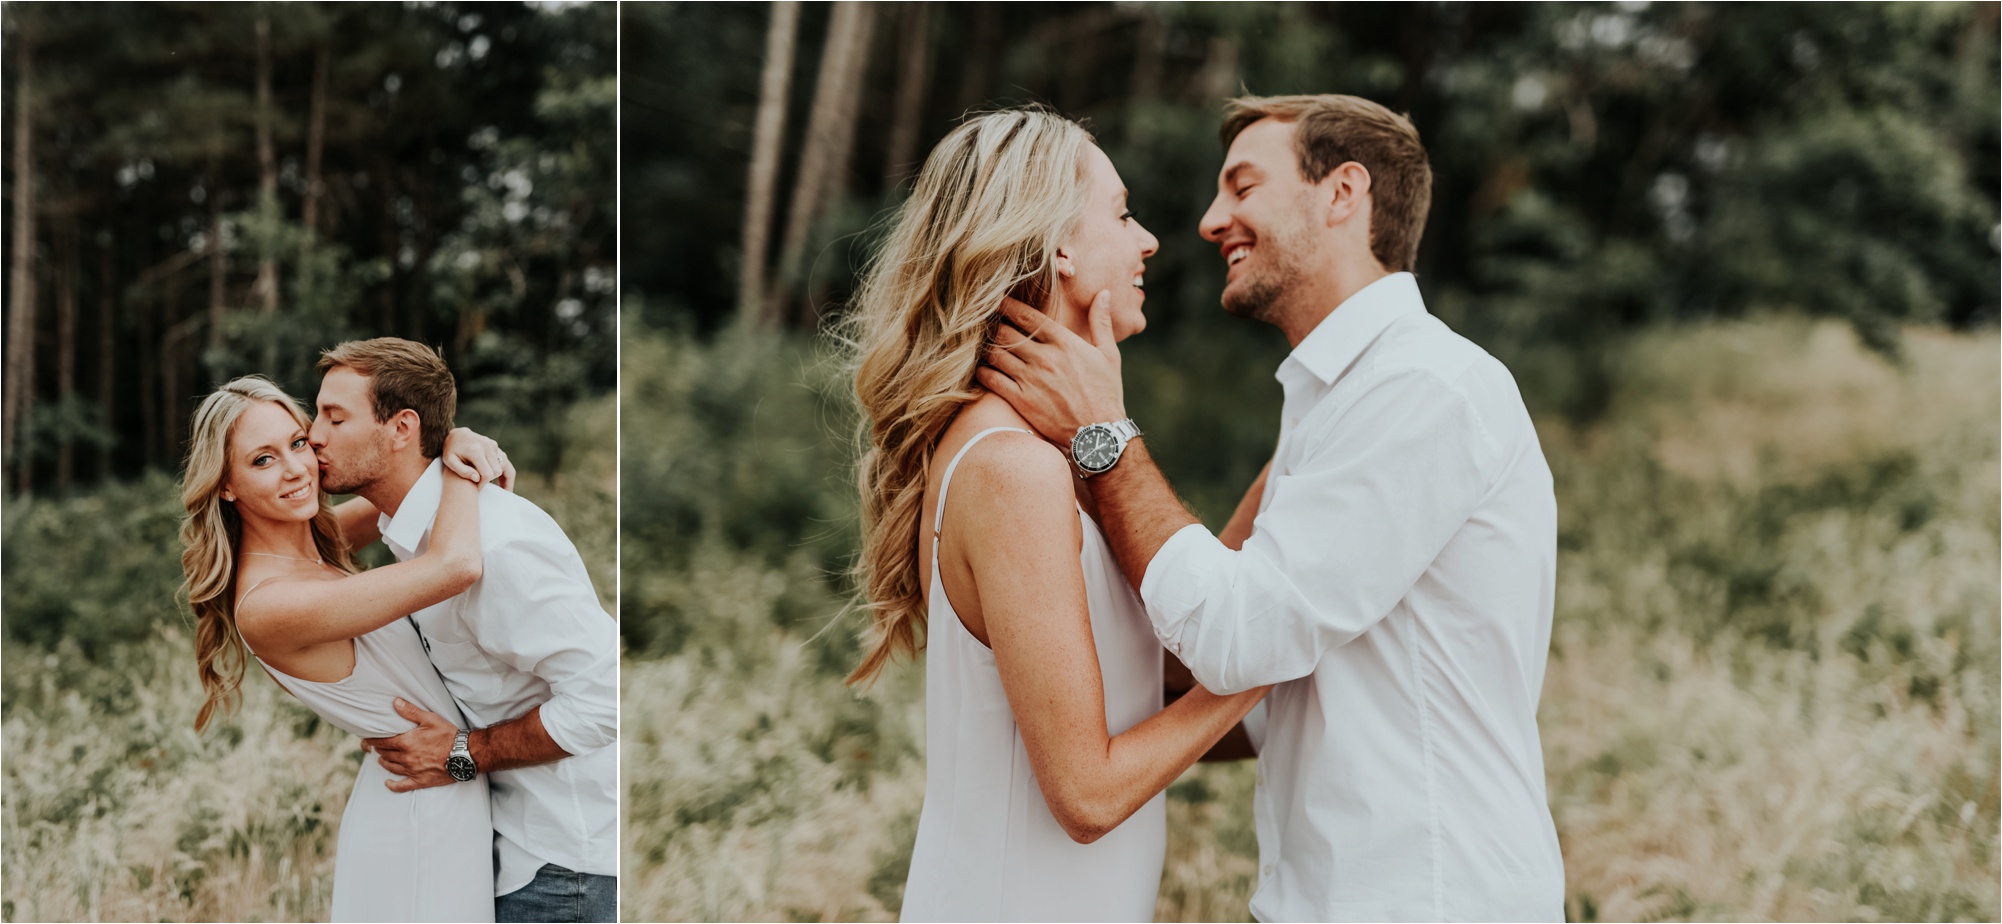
[
  {"x1": 244, "y1": 501, "x2": 319, "y2": 526},
  {"x1": 1114, "y1": 309, "x2": 1147, "y2": 342}
]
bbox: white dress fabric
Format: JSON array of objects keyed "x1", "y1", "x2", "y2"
[
  {"x1": 240, "y1": 580, "x2": 495, "y2": 923},
  {"x1": 900, "y1": 427, "x2": 1167, "y2": 923}
]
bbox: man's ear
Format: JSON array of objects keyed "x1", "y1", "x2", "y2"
[
  {"x1": 1323, "y1": 161, "x2": 1372, "y2": 228},
  {"x1": 388, "y1": 408, "x2": 423, "y2": 453}
]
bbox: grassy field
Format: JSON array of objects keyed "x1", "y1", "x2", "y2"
[
  {"x1": 620, "y1": 317, "x2": 1998, "y2": 922},
  {"x1": 0, "y1": 394, "x2": 616, "y2": 924}
]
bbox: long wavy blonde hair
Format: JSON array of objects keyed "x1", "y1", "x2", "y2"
[
  {"x1": 839, "y1": 107, "x2": 1096, "y2": 686},
  {"x1": 180, "y1": 376, "x2": 356, "y2": 731}
]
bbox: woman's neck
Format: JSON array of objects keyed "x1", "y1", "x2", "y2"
[
  {"x1": 237, "y1": 512, "x2": 320, "y2": 562},
  {"x1": 1044, "y1": 292, "x2": 1092, "y2": 341}
]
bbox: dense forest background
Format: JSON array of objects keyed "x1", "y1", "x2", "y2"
[
  {"x1": 621, "y1": 3, "x2": 1999, "y2": 921},
  {"x1": 0, "y1": 1, "x2": 617, "y2": 496},
  {"x1": 625, "y1": 2, "x2": 1997, "y2": 357}
]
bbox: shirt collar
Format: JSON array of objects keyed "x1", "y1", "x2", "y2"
[
  {"x1": 1277, "y1": 272, "x2": 1426, "y2": 388},
  {"x1": 378, "y1": 458, "x2": 445, "y2": 560}
]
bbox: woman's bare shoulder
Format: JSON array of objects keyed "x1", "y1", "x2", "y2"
[
  {"x1": 943, "y1": 432, "x2": 1076, "y2": 533},
  {"x1": 232, "y1": 564, "x2": 342, "y2": 628}
]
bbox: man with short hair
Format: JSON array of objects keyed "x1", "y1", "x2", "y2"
[
  {"x1": 310, "y1": 337, "x2": 618, "y2": 923},
  {"x1": 979, "y1": 94, "x2": 1565, "y2": 921}
]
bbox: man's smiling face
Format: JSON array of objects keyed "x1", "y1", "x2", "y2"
[
  {"x1": 309, "y1": 366, "x2": 393, "y2": 496},
  {"x1": 1199, "y1": 117, "x2": 1325, "y2": 324}
]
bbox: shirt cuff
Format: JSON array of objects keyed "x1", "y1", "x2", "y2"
[
  {"x1": 1139, "y1": 522, "x2": 1225, "y2": 644},
  {"x1": 536, "y1": 691, "x2": 617, "y2": 756}
]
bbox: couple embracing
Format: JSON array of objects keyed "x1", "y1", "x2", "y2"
[
  {"x1": 849, "y1": 95, "x2": 1565, "y2": 922},
  {"x1": 178, "y1": 339, "x2": 616, "y2": 922}
]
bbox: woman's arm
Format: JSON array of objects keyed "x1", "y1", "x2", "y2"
[
  {"x1": 333, "y1": 497, "x2": 383, "y2": 549},
  {"x1": 239, "y1": 473, "x2": 484, "y2": 654},
  {"x1": 951, "y1": 435, "x2": 1268, "y2": 845}
]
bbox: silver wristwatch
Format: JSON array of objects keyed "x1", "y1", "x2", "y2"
[
  {"x1": 1070, "y1": 418, "x2": 1141, "y2": 476},
  {"x1": 446, "y1": 729, "x2": 477, "y2": 782}
]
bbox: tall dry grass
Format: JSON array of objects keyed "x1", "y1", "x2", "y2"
[
  {"x1": 620, "y1": 317, "x2": 1998, "y2": 922},
  {"x1": 1, "y1": 394, "x2": 617, "y2": 923}
]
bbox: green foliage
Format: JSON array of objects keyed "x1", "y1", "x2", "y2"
[
  {"x1": 1, "y1": 472, "x2": 189, "y2": 657},
  {"x1": 620, "y1": 309, "x2": 860, "y2": 658}
]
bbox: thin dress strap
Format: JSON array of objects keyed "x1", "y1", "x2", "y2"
[
  {"x1": 933, "y1": 427, "x2": 1032, "y2": 539},
  {"x1": 233, "y1": 563, "x2": 340, "y2": 654}
]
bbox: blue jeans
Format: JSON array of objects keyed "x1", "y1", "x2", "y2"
[{"x1": 496, "y1": 863, "x2": 617, "y2": 923}]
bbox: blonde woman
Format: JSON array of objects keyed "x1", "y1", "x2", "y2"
[
  {"x1": 845, "y1": 108, "x2": 1269, "y2": 921},
  {"x1": 181, "y1": 376, "x2": 508, "y2": 922}
]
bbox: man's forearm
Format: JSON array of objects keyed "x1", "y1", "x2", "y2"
[
  {"x1": 1091, "y1": 438, "x2": 1201, "y2": 591},
  {"x1": 468, "y1": 705, "x2": 571, "y2": 773}
]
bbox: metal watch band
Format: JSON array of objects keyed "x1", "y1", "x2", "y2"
[{"x1": 447, "y1": 729, "x2": 477, "y2": 782}]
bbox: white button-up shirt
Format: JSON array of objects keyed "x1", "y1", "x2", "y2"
[
  {"x1": 381, "y1": 460, "x2": 619, "y2": 897},
  {"x1": 1140, "y1": 273, "x2": 1565, "y2": 922}
]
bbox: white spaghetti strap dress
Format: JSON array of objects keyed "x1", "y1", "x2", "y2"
[
  {"x1": 238, "y1": 575, "x2": 495, "y2": 923},
  {"x1": 899, "y1": 427, "x2": 1168, "y2": 923}
]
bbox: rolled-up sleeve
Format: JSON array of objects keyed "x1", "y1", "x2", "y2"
[
  {"x1": 476, "y1": 534, "x2": 620, "y2": 755},
  {"x1": 1139, "y1": 369, "x2": 1496, "y2": 694}
]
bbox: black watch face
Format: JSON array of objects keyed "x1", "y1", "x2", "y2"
[
  {"x1": 447, "y1": 755, "x2": 477, "y2": 782},
  {"x1": 1074, "y1": 426, "x2": 1120, "y2": 473}
]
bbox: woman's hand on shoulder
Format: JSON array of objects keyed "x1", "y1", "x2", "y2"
[{"x1": 441, "y1": 426, "x2": 515, "y2": 491}]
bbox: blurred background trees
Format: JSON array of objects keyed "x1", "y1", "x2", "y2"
[
  {"x1": 0, "y1": 1, "x2": 617, "y2": 496},
  {"x1": 624, "y1": 2, "x2": 1997, "y2": 406}
]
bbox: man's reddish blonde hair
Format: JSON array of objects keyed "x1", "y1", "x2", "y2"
[
  {"x1": 1221, "y1": 94, "x2": 1432, "y2": 273},
  {"x1": 318, "y1": 338, "x2": 457, "y2": 458}
]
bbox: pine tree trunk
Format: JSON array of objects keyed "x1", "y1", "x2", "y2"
[
  {"x1": 164, "y1": 285, "x2": 187, "y2": 463},
  {"x1": 1130, "y1": 7, "x2": 1165, "y2": 102},
  {"x1": 207, "y1": 153, "x2": 226, "y2": 351},
  {"x1": 799, "y1": 4, "x2": 878, "y2": 324},
  {"x1": 4, "y1": 25, "x2": 36, "y2": 487},
  {"x1": 304, "y1": 45, "x2": 329, "y2": 237},
  {"x1": 138, "y1": 249, "x2": 158, "y2": 470},
  {"x1": 771, "y1": 1, "x2": 877, "y2": 326},
  {"x1": 955, "y1": 4, "x2": 999, "y2": 115},
  {"x1": 56, "y1": 215, "x2": 75, "y2": 494},
  {"x1": 738, "y1": 0, "x2": 800, "y2": 324},
  {"x1": 253, "y1": 14, "x2": 280, "y2": 372},
  {"x1": 883, "y1": 2, "x2": 931, "y2": 188},
  {"x1": 97, "y1": 238, "x2": 114, "y2": 482}
]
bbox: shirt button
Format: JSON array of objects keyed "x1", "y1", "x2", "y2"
[{"x1": 1262, "y1": 864, "x2": 1274, "y2": 879}]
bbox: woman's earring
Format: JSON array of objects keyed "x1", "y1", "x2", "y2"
[{"x1": 1055, "y1": 254, "x2": 1076, "y2": 278}]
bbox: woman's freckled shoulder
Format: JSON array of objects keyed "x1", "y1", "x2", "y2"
[{"x1": 951, "y1": 430, "x2": 1074, "y2": 506}]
